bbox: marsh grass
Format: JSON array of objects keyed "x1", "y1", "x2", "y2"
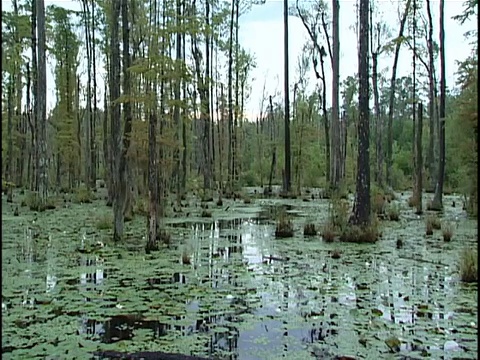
[
  {"x1": 73, "y1": 186, "x2": 94, "y2": 204},
  {"x1": 275, "y1": 211, "x2": 294, "y2": 238},
  {"x1": 387, "y1": 204, "x2": 400, "y2": 221},
  {"x1": 303, "y1": 223, "x2": 317, "y2": 236},
  {"x1": 96, "y1": 214, "x2": 113, "y2": 230},
  {"x1": 26, "y1": 192, "x2": 56, "y2": 211},
  {"x1": 201, "y1": 210, "x2": 212, "y2": 218},
  {"x1": 322, "y1": 222, "x2": 336, "y2": 242},
  {"x1": 442, "y1": 222, "x2": 454, "y2": 241},
  {"x1": 459, "y1": 248, "x2": 477, "y2": 283},
  {"x1": 243, "y1": 195, "x2": 252, "y2": 204},
  {"x1": 182, "y1": 248, "x2": 191, "y2": 264},
  {"x1": 340, "y1": 217, "x2": 380, "y2": 243},
  {"x1": 134, "y1": 198, "x2": 149, "y2": 216},
  {"x1": 157, "y1": 230, "x2": 171, "y2": 244},
  {"x1": 426, "y1": 216, "x2": 441, "y2": 235},
  {"x1": 372, "y1": 194, "x2": 386, "y2": 216},
  {"x1": 408, "y1": 196, "x2": 418, "y2": 208},
  {"x1": 331, "y1": 249, "x2": 341, "y2": 259}
]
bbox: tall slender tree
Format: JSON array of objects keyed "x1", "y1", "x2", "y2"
[
  {"x1": 37, "y1": 0, "x2": 48, "y2": 204},
  {"x1": 351, "y1": 0, "x2": 370, "y2": 226},
  {"x1": 283, "y1": 0, "x2": 291, "y2": 193},
  {"x1": 430, "y1": 0, "x2": 446, "y2": 210}
]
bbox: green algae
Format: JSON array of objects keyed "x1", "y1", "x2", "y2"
[{"x1": 1, "y1": 190, "x2": 477, "y2": 359}]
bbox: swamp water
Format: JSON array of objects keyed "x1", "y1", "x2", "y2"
[{"x1": 1, "y1": 192, "x2": 477, "y2": 359}]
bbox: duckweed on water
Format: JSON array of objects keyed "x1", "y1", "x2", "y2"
[{"x1": 1, "y1": 190, "x2": 478, "y2": 359}]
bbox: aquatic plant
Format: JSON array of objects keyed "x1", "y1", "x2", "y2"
[
  {"x1": 73, "y1": 186, "x2": 94, "y2": 204},
  {"x1": 442, "y1": 222, "x2": 454, "y2": 241},
  {"x1": 426, "y1": 216, "x2": 441, "y2": 235},
  {"x1": 275, "y1": 212, "x2": 294, "y2": 238},
  {"x1": 407, "y1": 196, "x2": 418, "y2": 208},
  {"x1": 459, "y1": 247, "x2": 477, "y2": 282},
  {"x1": 303, "y1": 223, "x2": 317, "y2": 236},
  {"x1": 339, "y1": 219, "x2": 380, "y2": 243},
  {"x1": 371, "y1": 193, "x2": 386, "y2": 216},
  {"x1": 322, "y1": 222, "x2": 336, "y2": 242},
  {"x1": 95, "y1": 214, "x2": 113, "y2": 230},
  {"x1": 387, "y1": 204, "x2": 400, "y2": 221},
  {"x1": 201, "y1": 210, "x2": 212, "y2": 218}
]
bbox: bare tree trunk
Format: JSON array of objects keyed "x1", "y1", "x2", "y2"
[
  {"x1": 110, "y1": 0, "x2": 122, "y2": 241},
  {"x1": 227, "y1": 0, "x2": 235, "y2": 193},
  {"x1": 431, "y1": 0, "x2": 446, "y2": 210},
  {"x1": 233, "y1": 0, "x2": 239, "y2": 185},
  {"x1": 369, "y1": 11, "x2": 383, "y2": 188},
  {"x1": 331, "y1": 0, "x2": 341, "y2": 190},
  {"x1": 82, "y1": 0, "x2": 93, "y2": 189},
  {"x1": 181, "y1": 4, "x2": 187, "y2": 195},
  {"x1": 425, "y1": 0, "x2": 436, "y2": 189},
  {"x1": 91, "y1": 0, "x2": 97, "y2": 189},
  {"x1": 268, "y1": 96, "x2": 277, "y2": 193},
  {"x1": 121, "y1": 0, "x2": 134, "y2": 220},
  {"x1": 352, "y1": 0, "x2": 370, "y2": 226},
  {"x1": 283, "y1": 0, "x2": 291, "y2": 193},
  {"x1": 37, "y1": 0, "x2": 48, "y2": 203},
  {"x1": 415, "y1": 103, "x2": 423, "y2": 214},
  {"x1": 386, "y1": 0, "x2": 411, "y2": 188},
  {"x1": 146, "y1": 107, "x2": 158, "y2": 252},
  {"x1": 31, "y1": 0, "x2": 38, "y2": 192},
  {"x1": 6, "y1": 79, "x2": 14, "y2": 202},
  {"x1": 174, "y1": 0, "x2": 182, "y2": 202},
  {"x1": 103, "y1": 81, "x2": 113, "y2": 206}
]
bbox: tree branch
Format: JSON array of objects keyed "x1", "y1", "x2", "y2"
[
  {"x1": 404, "y1": 36, "x2": 430, "y2": 73},
  {"x1": 320, "y1": 11, "x2": 333, "y2": 64}
]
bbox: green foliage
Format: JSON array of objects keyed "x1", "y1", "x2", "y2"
[{"x1": 239, "y1": 170, "x2": 258, "y2": 187}]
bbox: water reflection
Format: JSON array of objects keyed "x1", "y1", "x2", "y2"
[{"x1": 3, "y1": 195, "x2": 477, "y2": 359}]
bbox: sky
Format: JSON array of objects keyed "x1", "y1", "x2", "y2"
[{"x1": 1, "y1": 0, "x2": 476, "y2": 119}]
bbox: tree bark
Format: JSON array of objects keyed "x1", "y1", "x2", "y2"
[
  {"x1": 283, "y1": 0, "x2": 291, "y2": 193},
  {"x1": 352, "y1": 0, "x2": 370, "y2": 226},
  {"x1": 415, "y1": 102, "x2": 423, "y2": 214},
  {"x1": 36, "y1": 0, "x2": 48, "y2": 203},
  {"x1": 425, "y1": 0, "x2": 436, "y2": 189},
  {"x1": 331, "y1": 0, "x2": 341, "y2": 190},
  {"x1": 227, "y1": 0, "x2": 235, "y2": 193},
  {"x1": 31, "y1": 0, "x2": 38, "y2": 192},
  {"x1": 7, "y1": 79, "x2": 14, "y2": 202},
  {"x1": 110, "y1": 0, "x2": 122, "y2": 241},
  {"x1": 431, "y1": 0, "x2": 446, "y2": 210}
]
